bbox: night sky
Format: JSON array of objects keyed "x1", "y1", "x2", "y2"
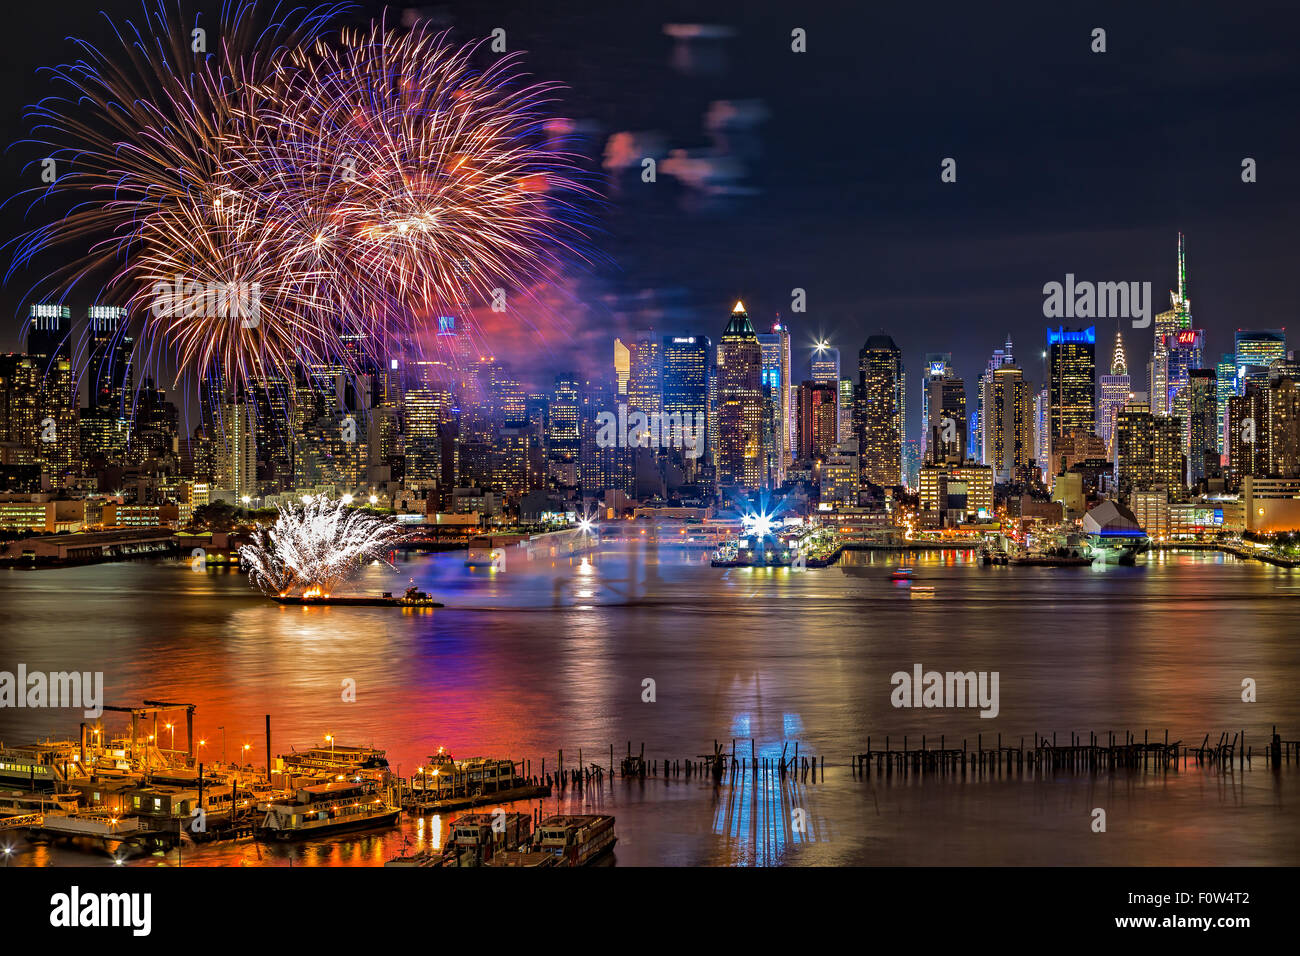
[{"x1": 2, "y1": 0, "x2": 1298, "y2": 437}]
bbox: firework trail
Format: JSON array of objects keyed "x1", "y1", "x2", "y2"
[
  {"x1": 7, "y1": 1, "x2": 590, "y2": 398},
  {"x1": 239, "y1": 493, "x2": 407, "y2": 596}
]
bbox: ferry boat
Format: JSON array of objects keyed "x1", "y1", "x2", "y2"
[
  {"x1": 402, "y1": 749, "x2": 547, "y2": 812},
  {"x1": 256, "y1": 780, "x2": 401, "y2": 840},
  {"x1": 531, "y1": 814, "x2": 616, "y2": 866},
  {"x1": 0, "y1": 741, "x2": 83, "y2": 790},
  {"x1": 277, "y1": 745, "x2": 390, "y2": 782}
]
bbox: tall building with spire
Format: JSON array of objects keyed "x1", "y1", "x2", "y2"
[
  {"x1": 974, "y1": 337, "x2": 1013, "y2": 463},
  {"x1": 1150, "y1": 233, "x2": 1193, "y2": 413},
  {"x1": 1097, "y1": 327, "x2": 1132, "y2": 457},
  {"x1": 716, "y1": 301, "x2": 764, "y2": 490}
]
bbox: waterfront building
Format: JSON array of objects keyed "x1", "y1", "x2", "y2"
[
  {"x1": 819, "y1": 440, "x2": 859, "y2": 507},
  {"x1": 1131, "y1": 489, "x2": 1171, "y2": 540},
  {"x1": 918, "y1": 461, "x2": 995, "y2": 525},
  {"x1": 1243, "y1": 475, "x2": 1300, "y2": 533}
]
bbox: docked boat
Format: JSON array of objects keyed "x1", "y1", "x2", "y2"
[
  {"x1": 530, "y1": 814, "x2": 616, "y2": 866},
  {"x1": 402, "y1": 750, "x2": 548, "y2": 812},
  {"x1": 276, "y1": 745, "x2": 390, "y2": 783},
  {"x1": 443, "y1": 811, "x2": 533, "y2": 866},
  {"x1": 0, "y1": 741, "x2": 84, "y2": 789},
  {"x1": 256, "y1": 780, "x2": 400, "y2": 840}
]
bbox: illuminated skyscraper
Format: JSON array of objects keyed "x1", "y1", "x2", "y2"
[
  {"x1": 86, "y1": 305, "x2": 132, "y2": 415},
  {"x1": 757, "y1": 320, "x2": 792, "y2": 481},
  {"x1": 975, "y1": 338, "x2": 1013, "y2": 463},
  {"x1": 1047, "y1": 326, "x2": 1096, "y2": 467},
  {"x1": 856, "y1": 335, "x2": 904, "y2": 488},
  {"x1": 1235, "y1": 329, "x2": 1287, "y2": 370},
  {"x1": 548, "y1": 374, "x2": 581, "y2": 488},
  {"x1": 980, "y1": 365, "x2": 1033, "y2": 483},
  {"x1": 1215, "y1": 353, "x2": 1237, "y2": 456},
  {"x1": 922, "y1": 355, "x2": 966, "y2": 464},
  {"x1": 1186, "y1": 369, "x2": 1219, "y2": 486},
  {"x1": 628, "y1": 331, "x2": 663, "y2": 422},
  {"x1": 811, "y1": 344, "x2": 840, "y2": 384},
  {"x1": 1096, "y1": 327, "x2": 1131, "y2": 457},
  {"x1": 837, "y1": 378, "x2": 854, "y2": 444},
  {"x1": 1149, "y1": 234, "x2": 1193, "y2": 413},
  {"x1": 613, "y1": 339, "x2": 631, "y2": 398},
  {"x1": 1267, "y1": 374, "x2": 1300, "y2": 478},
  {"x1": 662, "y1": 335, "x2": 711, "y2": 474},
  {"x1": 26, "y1": 304, "x2": 78, "y2": 476},
  {"x1": 796, "y1": 380, "x2": 838, "y2": 462},
  {"x1": 1115, "y1": 401, "x2": 1184, "y2": 503},
  {"x1": 717, "y1": 301, "x2": 764, "y2": 490}
]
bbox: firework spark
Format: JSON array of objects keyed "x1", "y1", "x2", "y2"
[
  {"x1": 9, "y1": 1, "x2": 590, "y2": 396},
  {"x1": 239, "y1": 494, "x2": 407, "y2": 597}
]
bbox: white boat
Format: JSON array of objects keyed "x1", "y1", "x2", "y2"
[{"x1": 256, "y1": 780, "x2": 400, "y2": 841}]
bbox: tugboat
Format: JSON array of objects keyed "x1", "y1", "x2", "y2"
[{"x1": 529, "y1": 814, "x2": 616, "y2": 866}]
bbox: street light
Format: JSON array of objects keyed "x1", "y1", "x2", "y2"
[{"x1": 165, "y1": 722, "x2": 174, "y2": 753}]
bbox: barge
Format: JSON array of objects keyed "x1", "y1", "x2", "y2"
[{"x1": 273, "y1": 585, "x2": 442, "y2": 608}]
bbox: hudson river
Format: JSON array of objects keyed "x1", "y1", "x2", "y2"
[{"x1": 3, "y1": 542, "x2": 1298, "y2": 865}]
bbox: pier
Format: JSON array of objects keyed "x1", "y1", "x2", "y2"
[{"x1": 850, "y1": 726, "x2": 1300, "y2": 778}]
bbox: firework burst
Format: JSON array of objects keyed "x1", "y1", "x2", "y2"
[
  {"x1": 8, "y1": 1, "x2": 590, "y2": 396},
  {"x1": 239, "y1": 494, "x2": 407, "y2": 596}
]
